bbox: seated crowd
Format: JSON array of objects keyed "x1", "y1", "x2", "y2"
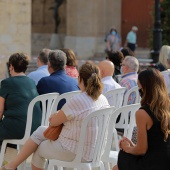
[{"x1": 0, "y1": 45, "x2": 170, "y2": 170}]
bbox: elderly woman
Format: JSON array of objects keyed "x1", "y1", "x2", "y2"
[
  {"x1": 0, "y1": 53, "x2": 42, "y2": 147},
  {"x1": 0, "y1": 62, "x2": 109, "y2": 170}
]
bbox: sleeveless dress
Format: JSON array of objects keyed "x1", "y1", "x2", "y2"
[{"x1": 117, "y1": 105, "x2": 170, "y2": 170}]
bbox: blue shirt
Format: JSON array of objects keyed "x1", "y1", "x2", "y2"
[
  {"x1": 27, "y1": 65, "x2": 49, "y2": 85},
  {"x1": 37, "y1": 70, "x2": 79, "y2": 110},
  {"x1": 127, "y1": 31, "x2": 137, "y2": 44}
]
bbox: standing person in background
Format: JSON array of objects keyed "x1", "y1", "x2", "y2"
[
  {"x1": 27, "y1": 48, "x2": 50, "y2": 85},
  {"x1": 105, "y1": 27, "x2": 120, "y2": 53},
  {"x1": 124, "y1": 26, "x2": 138, "y2": 52},
  {"x1": 60, "y1": 48, "x2": 78, "y2": 78}
]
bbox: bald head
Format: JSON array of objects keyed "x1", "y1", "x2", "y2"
[{"x1": 98, "y1": 60, "x2": 114, "y2": 78}]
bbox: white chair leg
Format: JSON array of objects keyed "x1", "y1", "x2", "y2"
[
  {"x1": 100, "y1": 161, "x2": 105, "y2": 170},
  {"x1": 47, "y1": 163, "x2": 54, "y2": 170},
  {"x1": 58, "y1": 166, "x2": 63, "y2": 170},
  {"x1": 0, "y1": 141, "x2": 7, "y2": 166},
  {"x1": 104, "y1": 162, "x2": 111, "y2": 170}
]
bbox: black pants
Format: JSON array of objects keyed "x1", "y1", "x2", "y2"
[
  {"x1": 127, "y1": 43, "x2": 136, "y2": 52},
  {"x1": 0, "y1": 141, "x2": 17, "y2": 149}
]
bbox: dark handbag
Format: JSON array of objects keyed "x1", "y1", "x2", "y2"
[{"x1": 43, "y1": 124, "x2": 63, "y2": 141}]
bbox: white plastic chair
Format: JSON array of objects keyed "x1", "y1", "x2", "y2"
[
  {"x1": 51, "y1": 90, "x2": 81, "y2": 114},
  {"x1": 122, "y1": 86, "x2": 140, "y2": 106},
  {"x1": 104, "y1": 87, "x2": 126, "y2": 109},
  {"x1": 102, "y1": 103, "x2": 141, "y2": 170},
  {"x1": 0, "y1": 93, "x2": 59, "y2": 169},
  {"x1": 47, "y1": 106, "x2": 116, "y2": 170}
]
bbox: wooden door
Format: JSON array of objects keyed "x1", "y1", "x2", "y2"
[{"x1": 121, "y1": 0, "x2": 154, "y2": 48}]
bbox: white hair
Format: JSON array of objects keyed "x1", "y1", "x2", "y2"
[
  {"x1": 124, "y1": 56, "x2": 139, "y2": 72},
  {"x1": 132, "y1": 26, "x2": 138, "y2": 31}
]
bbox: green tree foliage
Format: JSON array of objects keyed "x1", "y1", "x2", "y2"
[{"x1": 161, "y1": 0, "x2": 170, "y2": 45}]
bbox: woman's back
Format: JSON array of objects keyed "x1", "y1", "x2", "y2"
[{"x1": 0, "y1": 76, "x2": 41, "y2": 139}]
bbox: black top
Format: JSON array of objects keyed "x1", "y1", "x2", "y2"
[{"x1": 118, "y1": 105, "x2": 170, "y2": 170}]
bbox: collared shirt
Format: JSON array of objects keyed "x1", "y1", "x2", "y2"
[
  {"x1": 120, "y1": 72, "x2": 138, "y2": 104},
  {"x1": 27, "y1": 65, "x2": 49, "y2": 85},
  {"x1": 59, "y1": 92, "x2": 109, "y2": 161},
  {"x1": 102, "y1": 76, "x2": 121, "y2": 94},
  {"x1": 127, "y1": 31, "x2": 137, "y2": 44},
  {"x1": 102, "y1": 76, "x2": 122, "y2": 106}
]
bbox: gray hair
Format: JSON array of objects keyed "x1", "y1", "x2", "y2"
[
  {"x1": 132, "y1": 26, "x2": 138, "y2": 31},
  {"x1": 124, "y1": 56, "x2": 139, "y2": 72},
  {"x1": 38, "y1": 48, "x2": 51, "y2": 64},
  {"x1": 48, "y1": 50, "x2": 67, "y2": 71}
]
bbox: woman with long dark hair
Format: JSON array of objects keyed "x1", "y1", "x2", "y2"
[{"x1": 113, "y1": 68, "x2": 170, "y2": 170}]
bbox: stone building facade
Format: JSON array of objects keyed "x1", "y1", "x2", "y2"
[
  {"x1": 0, "y1": 0, "x2": 31, "y2": 78},
  {"x1": 31, "y1": 0, "x2": 122, "y2": 59}
]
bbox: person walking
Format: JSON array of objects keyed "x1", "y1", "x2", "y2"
[{"x1": 124, "y1": 26, "x2": 138, "y2": 52}]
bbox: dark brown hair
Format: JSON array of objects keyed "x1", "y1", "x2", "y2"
[
  {"x1": 107, "y1": 51, "x2": 124, "y2": 67},
  {"x1": 60, "y1": 48, "x2": 77, "y2": 67},
  {"x1": 138, "y1": 68, "x2": 170, "y2": 141},
  {"x1": 8, "y1": 53, "x2": 30, "y2": 73},
  {"x1": 79, "y1": 62, "x2": 103, "y2": 100}
]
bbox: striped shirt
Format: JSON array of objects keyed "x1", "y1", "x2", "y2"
[
  {"x1": 58, "y1": 92, "x2": 109, "y2": 161},
  {"x1": 120, "y1": 72, "x2": 138, "y2": 104}
]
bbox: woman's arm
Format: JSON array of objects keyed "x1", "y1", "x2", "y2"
[
  {"x1": 106, "y1": 40, "x2": 111, "y2": 51},
  {"x1": 120, "y1": 109, "x2": 149, "y2": 155},
  {"x1": 0, "y1": 97, "x2": 5, "y2": 120},
  {"x1": 49, "y1": 110, "x2": 68, "y2": 126}
]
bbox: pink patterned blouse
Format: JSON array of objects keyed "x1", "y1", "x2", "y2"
[{"x1": 65, "y1": 66, "x2": 79, "y2": 78}]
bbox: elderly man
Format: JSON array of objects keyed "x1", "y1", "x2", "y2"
[
  {"x1": 27, "y1": 48, "x2": 50, "y2": 85},
  {"x1": 124, "y1": 26, "x2": 138, "y2": 52},
  {"x1": 37, "y1": 50, "x2": 79, "y2": 110},
  {"x1": 98, "y1": 60, "x2": 121, "y2": 106},
  {"x1": 98, "y1": 60, "x2": 121, "y2": 94},
  {"x1": 120, "y1": 56, "x2": 139, "y2": 104}
]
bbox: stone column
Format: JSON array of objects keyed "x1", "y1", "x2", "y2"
[
  {"x1": 0, "y1": 0, "x2": 31, "y2": 79},
  {"x1": 64, "y1": 0, "x2": 122, "y2": 59}
]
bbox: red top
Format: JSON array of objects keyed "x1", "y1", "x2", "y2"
[{"x1": 65, "y1": 66, "x2": 79, "y2": 78}]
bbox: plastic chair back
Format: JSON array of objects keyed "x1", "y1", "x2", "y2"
[
  {"x1": 47, "y1": 106, "x2": 115, "y2": 170},
  {"x1": 104, "y1": 87, "x2": 126, "y2": 109},
  {"x1": 101, "y1": 104, "x2": 140, "y2": 169},
  {"x1": 51, "y1": 90, "x2": 81, "y2": 114},
  {"x1": 122, "y1": 86, "x2": 140, "y2": 106},
  {"x1": 0, "y1": 93, "x2": 59, "y2": 168}
]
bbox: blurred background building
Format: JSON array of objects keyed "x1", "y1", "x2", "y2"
[{"x1": 0, "y1": 0, "x2": 154, "y2": 78}]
